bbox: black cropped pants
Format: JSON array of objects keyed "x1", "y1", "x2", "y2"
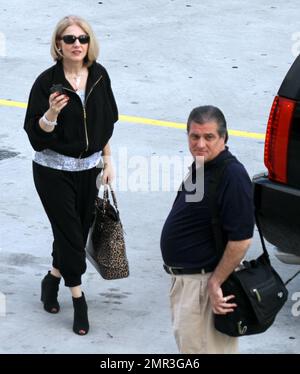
[{"x1": 33, "y1": 161, "x2": 99, "y2": 287}]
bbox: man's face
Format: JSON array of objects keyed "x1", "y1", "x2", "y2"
[{"x1": 188, "y1": 121, "x2": 226, "y2": 163}]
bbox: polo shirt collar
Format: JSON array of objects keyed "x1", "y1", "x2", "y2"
[{"x1": 189, "y1": 146, "x2": 232, "y2": 173}]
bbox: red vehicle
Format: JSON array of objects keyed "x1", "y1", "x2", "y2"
[{"x1": 253, "y1": 55, "x2": 300, "y2": 265}]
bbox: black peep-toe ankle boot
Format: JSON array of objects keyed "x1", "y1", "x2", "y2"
[
  {"x1": 40, "y1": 271, "x2": 61, "y2": 313},
  {"x1": 72, "y1": 292, "x2": 89, "y2": 335}
]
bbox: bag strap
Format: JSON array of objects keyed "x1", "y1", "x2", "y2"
[
  {"x1": 102, "y1": 183, "x2": 120, "y2": 215},
  {"x1": 255, "y1": 212, "x2": 300, "y2": 285},
  {"x1": 284, "y1": 270, "x2": 300, "y2": 286},
  {"x1": 208, "y1": 156, "x2": 236, "y2": 259},
  {"x1": 208, "y1": 157, "x2": 270, "y2": 261},
  {"x1": 209, "y1": 157, "x2": 300, "y2": 286},
  {"x1": 254, "y1": 211, "x2": 270, "y2": 262}
]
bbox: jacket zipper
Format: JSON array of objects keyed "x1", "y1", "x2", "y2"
[{"x1": 63, "y1": 75, "x2": 103, "y2": 158}]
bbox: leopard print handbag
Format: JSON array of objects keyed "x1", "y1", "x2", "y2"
[{"x1": 86, "y1": 184, "x2": 129, "y2": 280}]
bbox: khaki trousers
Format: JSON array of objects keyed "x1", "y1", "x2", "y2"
[{"x1": 169, "y1": 273, "x2": 238, "y2": 354}]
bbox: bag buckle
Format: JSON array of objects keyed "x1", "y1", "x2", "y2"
[
  {"x1": 237, "y1": 321, "x2": 248, "y2": 335},
  {"x1": 252, "y1": 288, "x2": 262, "y2": 302}
]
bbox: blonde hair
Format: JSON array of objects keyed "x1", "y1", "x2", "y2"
[{"x1": 50, "y1": 15, "x2": 99, "y2": 67}]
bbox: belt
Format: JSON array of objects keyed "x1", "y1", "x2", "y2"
[{"x1": 163, "y1": 264, "x2": 215, "y2": 275}]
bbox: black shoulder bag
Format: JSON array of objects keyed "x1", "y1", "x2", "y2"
[{"x1": 209, "y1": 158, "x2": 289, "y2": 337}]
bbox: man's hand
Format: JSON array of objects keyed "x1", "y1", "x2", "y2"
[
  {"x1": 208, "y1": 280, "x2": 236, "y2": 315},
  {"x1": 207, "y1": 239, "x2": 251, "y2": 314}
]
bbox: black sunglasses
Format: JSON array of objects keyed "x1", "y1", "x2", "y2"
[{"x1": 60, "y1": 34, "x2": 90, "y2": 44}]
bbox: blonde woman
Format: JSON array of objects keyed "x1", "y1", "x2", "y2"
[{"x1": 24, "y1": 15, "x2": 118, "y2": 335}]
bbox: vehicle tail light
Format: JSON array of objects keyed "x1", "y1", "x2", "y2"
[{"x1": 264, "y1": 96, "x2": 296, "y2": 183}]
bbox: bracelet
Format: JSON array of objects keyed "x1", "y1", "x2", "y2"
[{"x1": 42, "y1": 113, "x2": 57, "y2": 127}]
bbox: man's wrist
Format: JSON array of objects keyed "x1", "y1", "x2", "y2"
[{"x1": 208, "y1": 275, "x2": 221, "y2": 290}]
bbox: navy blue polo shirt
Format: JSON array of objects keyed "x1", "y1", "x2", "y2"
[{"x1": 160, "y1": 148, "x2": 254, "y2": 269}]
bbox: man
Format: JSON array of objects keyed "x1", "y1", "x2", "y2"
[{"x1": 160, "y1": 106, "x2": 254, "y2": 354}]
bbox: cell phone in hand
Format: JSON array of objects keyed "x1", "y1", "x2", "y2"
[{"x1": 50, "y1": 84, "x2": 65, "y2": 95}]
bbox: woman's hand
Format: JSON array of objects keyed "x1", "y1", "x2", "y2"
[
  {"x1": 39, "y1": 92, "x2": 70, "y2": 133},
  {"x1": 39, "y1": 92, "x2": 69, "y2": 133},
  {"x1": 101, "y1": 162, "x2": 115, "y2": 185},
  {"x1": 101, "y1": 143, "x2": 114, "y2": 185},
  {"x1": 49, "y1": 92, "x2": 69, "y2": 116}
]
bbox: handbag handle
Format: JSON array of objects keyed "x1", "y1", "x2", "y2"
[{"x1": 103, "y1": 183, "x2": 120, "y2": 215}]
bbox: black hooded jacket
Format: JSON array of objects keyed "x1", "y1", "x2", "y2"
[{"x1": 24, "y1": 60, "x2": 118, "y2": 158}]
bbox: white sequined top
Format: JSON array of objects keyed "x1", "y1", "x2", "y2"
[{"x1": 33, "y1": 90, "x2": 102, "y2": 171}]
